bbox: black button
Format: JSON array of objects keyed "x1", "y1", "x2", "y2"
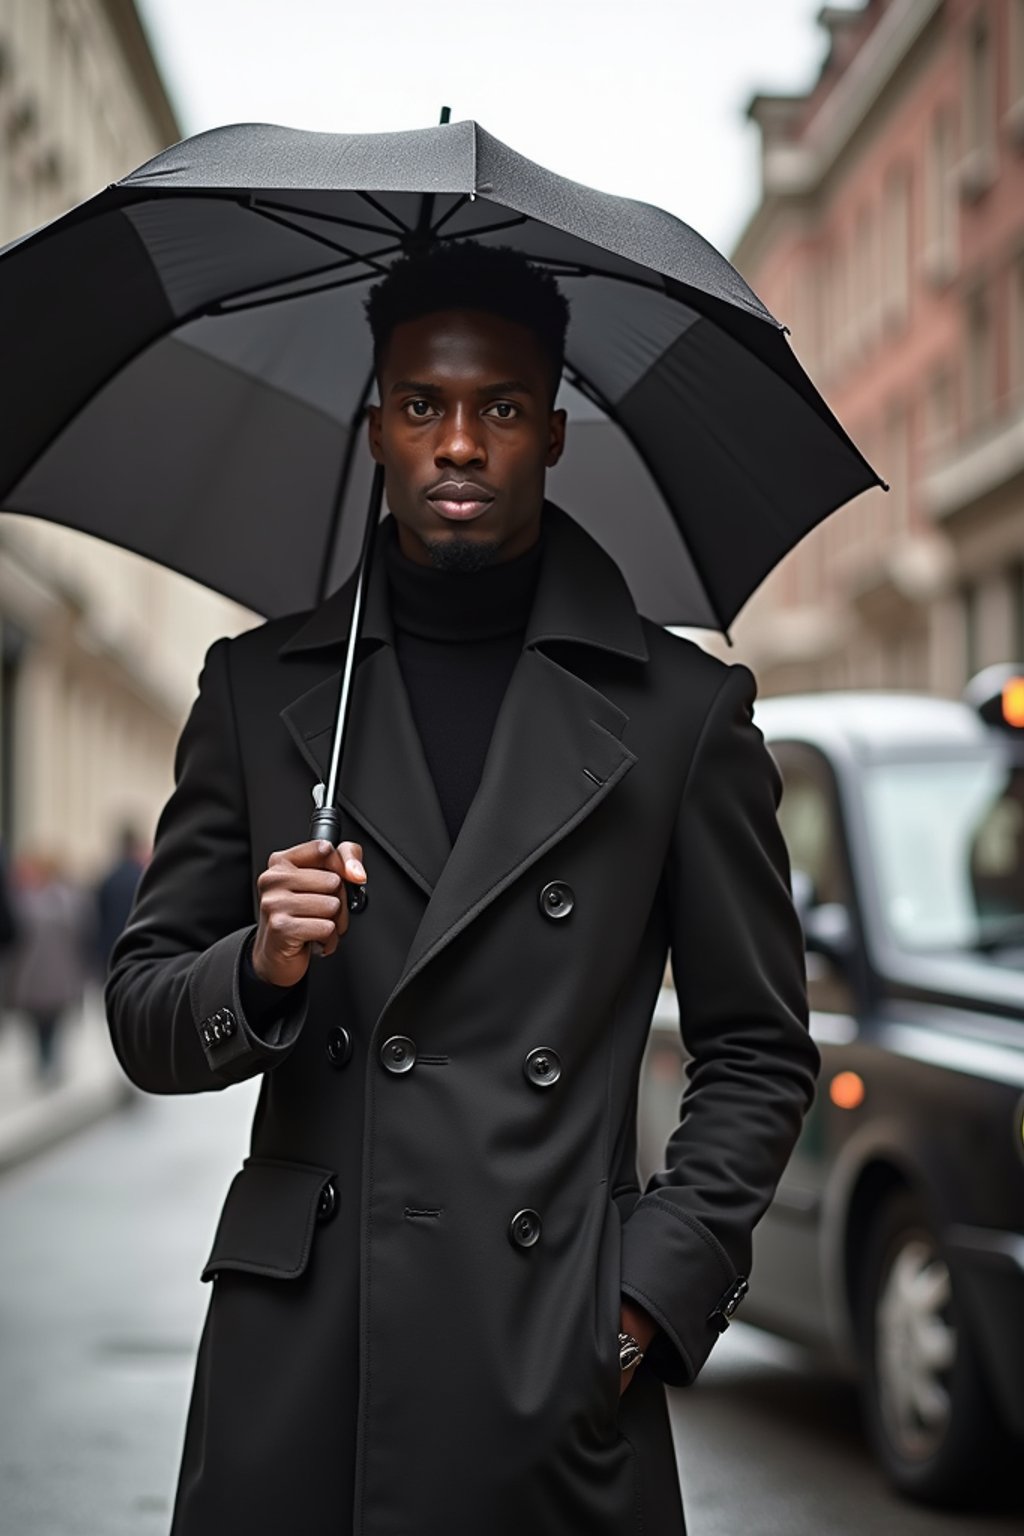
[
  {"x1": 523, "y1": 1047, "x2": 561, "y2": 1088},
  {"x1": 509, "y1": 1208, "x2": 542, "y2": 1248},
  {"x1": 326, "y1": 1026, "x2": 353, "y2": 1069},
  {"x1": 538, "y1": 882, "x2": 574, "y2": 921},
  {"x1": 211, "y1": 1020, "x2": 223, "y2": 1041},
  {"x1": 317, "y1": 1180, "x2": 338, "y2": 1223},
  {"x1": 380, "y1": 1035, "x2": 416, "y2": 1074},
  {"x1": 202, "y1": 1026, "x2": 213, "y2": 1046},
  {"x1": 222, "y1": 1016, "x2": 236, "y2": 1038}
]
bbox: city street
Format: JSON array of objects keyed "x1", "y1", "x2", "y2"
[{"x1": 1, "y1": 1086, "x2": 1021, "y2": 1536}]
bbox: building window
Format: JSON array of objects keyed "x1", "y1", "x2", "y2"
[
  {"x1": 1009, "y1": 0, "x2": 1024, "y2": 125},
  {"x1": 925, "y1": 366, "x2": 957, "y2": 457},
  {"x1": 884, "y1": 404, "x2": 910, "y2": 532},
  {"x1": 853, "y1": 204, "x2": 881, "y2": 350},
  {"x1": 961, "y1": 7, "x2": 997, "y2": 197},
  {"x1": 923, "y1": 107, "x2": 958, "y2": 285},
  {"x1": 965, "y1": 282, "x2": 995, "y2": 427},
  {"x1": 1014, "y1": 249, "x2": 1024, "y2": 401},
  {"x1": 883, "y1": 167, "x2": 911, "y2": 329},
  {"x1": 1011, "y1": 562, "x2": 1024, "y2": 664},
  {"x1": 963, "y1": 582, "x2": 979, "y2": 681}
]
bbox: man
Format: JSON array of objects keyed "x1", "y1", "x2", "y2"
[{"x1": 107, "y1": 242, "x2": 817, "y2": 1536}]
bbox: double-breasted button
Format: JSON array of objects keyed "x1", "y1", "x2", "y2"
[
  {"x1": 326, "y1": 1026, "x2": 353, "y2": 1070},
  {"x1": 509, "y1": 1208, "x2": 542, "y2": 1248},
  {"x1": 380, "y1": 1035, "x2": 416, "y2": 1074},
  {"x1": 539, "y1": 881, "x2": 574, "y2": 921},
  {"x1": 317, "y1": 1180, "x2": 338, "y2": 1223},
  {"x1": 523, "y1": 1047, "x2": 561, "y2": 1088}
]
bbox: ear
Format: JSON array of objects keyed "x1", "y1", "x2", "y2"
[
  {"x1": 367, "y1": 404, "x2": 384, "y2": 464},
  {"x1": 545, "y1": 408, "x2": 567, "y2": 469}
]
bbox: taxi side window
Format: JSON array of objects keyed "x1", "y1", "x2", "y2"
[{"x1": 771, "y1": 743, "x2": 850, "y2": 908}]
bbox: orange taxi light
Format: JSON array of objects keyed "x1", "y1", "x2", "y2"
[
  {"x1": 1002, "y1": 678, "x2": 1024, "y2": 728},
  {"x1": 829, "y1": 1071, "x2": 866, "y2": 1110}
]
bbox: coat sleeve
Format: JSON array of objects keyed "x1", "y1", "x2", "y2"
[
  {"x1": 105, "y1": 638, "x2": 309, "y2": 1094},
  {"x1": 619, "y1": 662, "x2": 818, "y2": 1386}
]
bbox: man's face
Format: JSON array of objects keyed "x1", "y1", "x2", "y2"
[{"x1": 367, "y1": 308, "x2": 566, "y2": 569}]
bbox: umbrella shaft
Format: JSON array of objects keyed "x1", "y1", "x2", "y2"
[{"x1": 324, "y1": 462, "x2": 385, "y2": 811}]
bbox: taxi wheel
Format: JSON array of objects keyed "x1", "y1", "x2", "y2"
[{"x1": 857, "y1": 1191, "x2": 1002, "y2": 1505}]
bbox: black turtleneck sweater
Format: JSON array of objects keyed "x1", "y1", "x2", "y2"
[
  {"x1": 384, "y1": 522, "x2": 544, "y2": 842},
  {"x1": 241, "y1": 522, "x2": 543, "y2": 1026}
]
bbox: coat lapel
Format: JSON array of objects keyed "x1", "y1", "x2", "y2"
[
  {"x1": 390, "y1": 643, "x2": 637, "y2": 1003},
  {"x1": 279, "y1": 544, "x2": 452, "y2": 896},
  {"x1": 277, "y1": 505, "x2": 649, "y2": 998}
]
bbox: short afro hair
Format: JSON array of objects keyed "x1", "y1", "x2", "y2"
[{"x1": 365, "y1": 241, "x2": 570, "y2": 400}]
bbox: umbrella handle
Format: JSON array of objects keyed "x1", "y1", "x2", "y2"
[{"x1": 310, "y1": 803, "x2": 368, "y2": 914}]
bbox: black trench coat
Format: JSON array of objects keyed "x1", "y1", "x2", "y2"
[{"x1": 107, "y1": 505, "x2": 817, "y2": 1536}]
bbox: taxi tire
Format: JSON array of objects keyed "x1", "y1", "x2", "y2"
[{"x1": 856, "y1": 1190, "x2": 1003, "y2": 1506}]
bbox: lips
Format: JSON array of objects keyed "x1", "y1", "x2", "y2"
[{"x1": 426, "y1": 481, "x2": 495, "y2": 522}]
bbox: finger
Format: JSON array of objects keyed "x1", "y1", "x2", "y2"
[
  {"x1": 265, "y1": 913, "x2": 339, "y2": 947},
  {"x1": 263, "y1": 892, "x2": 343, "y2": 922},
  {"x1": 336, "y1": 840, "x2": 366, "y2": 884},
  {"x1": 258, "y1": 866, "x2": 342, "y2": 897},
  {"x1": 269, "y1": 840, "x2": 346, "y2": 871}
]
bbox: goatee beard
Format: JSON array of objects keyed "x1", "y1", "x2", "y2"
[{"x1": 424, "y1": 536, "x2": 501, "y2": 574}]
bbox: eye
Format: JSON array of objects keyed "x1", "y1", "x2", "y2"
[
  {"x1": 404, "y1": 399, "x2": 436, "y2": 419},
  {"x1": 485, "y1": 401, "x2": 519, "y2": 420}
]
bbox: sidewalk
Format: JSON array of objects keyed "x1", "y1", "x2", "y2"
[{"x1": 0, "y1": 991, "x2": 133, "y2": 1172}]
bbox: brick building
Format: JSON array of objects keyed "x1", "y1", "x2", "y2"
[{"x1": 730, "y1": 0, "x2": 1024, "y2": 697}]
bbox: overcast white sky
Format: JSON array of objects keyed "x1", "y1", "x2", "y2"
[{"x1": 135, "y1": 0, "x2": 837, "y2": 255}]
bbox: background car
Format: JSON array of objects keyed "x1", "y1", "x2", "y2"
[{"x1": 639, "y1": 665, "x2": 1024, "y2": 1504}]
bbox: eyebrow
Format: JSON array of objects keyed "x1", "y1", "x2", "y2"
[{"x1": 388, "y1": 378, "x2": 535, "y2": 397}]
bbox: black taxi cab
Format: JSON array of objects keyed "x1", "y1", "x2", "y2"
[{"x1": 639, "y1": 665, "x2": 1024, "y2": 1504}]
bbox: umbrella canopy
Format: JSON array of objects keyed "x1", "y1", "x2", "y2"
[{"x1": 0, "y1": 118, "x2": 882, "y2": 630}]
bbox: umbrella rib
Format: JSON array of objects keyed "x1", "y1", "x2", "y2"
[
  {"x1": 250, "y1": 196, "x2": 400, "y2": 240},
  {"x1": 563, "y1": 357, "x2": 731, "y2": 640},
  {"x1": 247, "y1": 204, "x2": 394, "y2": 270},
  {"x1": 211, "y1": 240, "x2": 405, "y2": 315},
  {"x1": 529, "y1": 257, "x2": 668, "y2": 297},
  {"x1": 211, "y1": 258, "x2": 402, "y2": 318},
  {"x1": 357, "y1": 191, "x2": 412, "y2": 233},
  {"x1": 446, "y1": 213, "x2": 530, "y2": 242},
  {"x1": 428, "y1": 194, "x2": 471, "y2": 237},
  {"x1": 317, "y1": 368, "x2": 378, "y2": 605}
]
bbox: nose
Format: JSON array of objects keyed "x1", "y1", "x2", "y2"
[{"x1": 435, "y1": 404, "x2": 486, "y2": 468}]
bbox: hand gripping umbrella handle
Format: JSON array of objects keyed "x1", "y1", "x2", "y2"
[{"x1": 311, "y1": 801, "x2": 367, "y2": 915}]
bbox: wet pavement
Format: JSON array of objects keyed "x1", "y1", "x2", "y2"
[{"x1": 1, "y1": 1081, "x2": 1019, "y2": 1535}]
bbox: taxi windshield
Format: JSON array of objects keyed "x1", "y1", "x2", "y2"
[{"x1": 862, "y1": 752, "x2": 1024, "y2": 953}]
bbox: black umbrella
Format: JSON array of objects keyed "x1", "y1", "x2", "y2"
[{"x1": 0, "y1": 116, "x2": 883, "y2": 895}]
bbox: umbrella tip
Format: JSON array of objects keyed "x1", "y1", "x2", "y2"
[{"x1": 439, "y1": 106, "x2": 452, "y2": 125}]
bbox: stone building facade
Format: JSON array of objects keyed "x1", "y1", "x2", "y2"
[
  {"x1": 730, "y1": 0, "x2": 1024, "y2": 699},
  {"x1": 0, "y1": 0, "x2": 249, "y2": 876}
]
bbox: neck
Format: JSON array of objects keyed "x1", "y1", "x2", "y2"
[{"x1": 384, "y1": 518, "x2": 544, "y2": 642}]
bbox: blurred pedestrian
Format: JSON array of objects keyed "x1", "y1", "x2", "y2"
[
  {"x1": 0, "y1": 839, "x2": 17, "y2": 955},
  {"x1": 9, "y1": 852, "x2": 91, "y2": 1082},
  {"x1": 94, "y1": 824, "x2": 147, "y2": 978}
]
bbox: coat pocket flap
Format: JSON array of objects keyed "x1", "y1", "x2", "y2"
[{"x1": 201, "y1": 1157, "x2": 335, "y2": 1283}]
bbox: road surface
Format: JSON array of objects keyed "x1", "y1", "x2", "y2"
[{"x1": 1, "y1": 1084, "x2": 1019, "y2": 1534}]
